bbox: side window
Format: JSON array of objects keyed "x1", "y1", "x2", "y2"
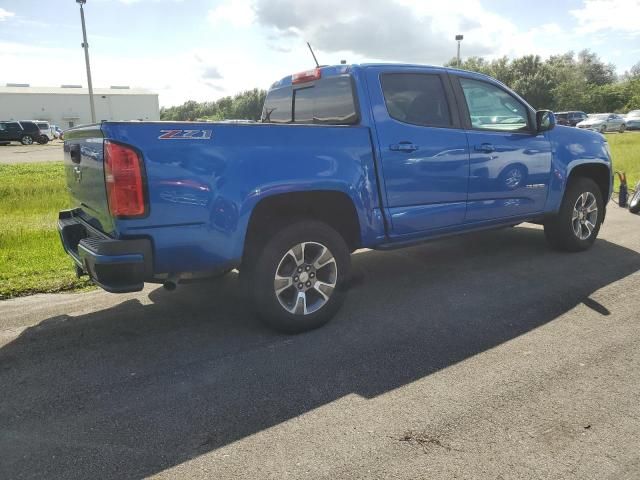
[
  {"x1": 459, "y1": 77, "x2": 530, "y2": 132},
  {"x1": 0, "y1": 123, "x2": 5, "y2": 131},
  {"x1": 380, "y1": 73, "x2": 452, "y2": 127}
]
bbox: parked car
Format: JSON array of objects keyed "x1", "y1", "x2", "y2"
[
  {"x1": 32, "y1": 120, "x2": 52, "y2": 144},
  {"x1": 577, "y1": 113, "x2": 626, "y2": 133},
  {"x1": 555, "y1": 111, "x2": 588, "y2": 127},
  {"x1": 0, "y1": 120, "x2": 41, "y2": 145},
  {"x1": 625, "y1": 110, "x2": 640, "y2": 130},
  {"x1": 58, "y1": 63, "x2": 613, "y2": 333},
  {"x1": 51, "y1": 124, "x2": 64, "y2": 139}
]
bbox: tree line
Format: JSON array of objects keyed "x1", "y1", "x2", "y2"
[
  {"x1": 444, "y1": 50, "x2": 639, "y2": 113},
  {"x1": 160, "y1": 50, "x2": 639, "y2": 121},
  {"x1": 160, "y1": 88, "x2": 266, "y2": 121}
]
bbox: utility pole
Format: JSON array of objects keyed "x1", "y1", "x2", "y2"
[
  {"x1": 455, "y1": 34, "x2": 464, "y2": 68},
  {"x1": 77, "y1": 0, "x2": 96, "y2": 123}
]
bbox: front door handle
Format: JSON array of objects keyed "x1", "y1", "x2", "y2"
[
  {"x1": 390, "y1": 142, "x2": 419, "y2": 153},
  {"x1": 474, "y1": 143, "x2": 495, "y2": 153}
]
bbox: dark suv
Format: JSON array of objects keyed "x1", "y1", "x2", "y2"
[
  {"x1": 555, "y1": 111, "x2": 588, "y2": 127},
  {"x1": 0, "y1": 121, "x2": 41, "y2": 145}
]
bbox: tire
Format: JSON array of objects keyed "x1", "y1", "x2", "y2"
[
  {"x1": 37, "y1": 135, "x2": 49, "y2": 144},
  {"x1": 250, "y1": 220, "x2": 350, "y2": 333},
  {"x1": 600, "y1": 126, "x2": 607, "y2": 134},
  {"x1": 629, "y1": 187, "x2": 640, "y2": 214},
  {"x1": 21, "y1": 135, "x2": 34, "y2": 145},
  {"x1": 619, "y1": 124, "x2": 626, "y2": 133},
  {"x1": 544, "y1": 177, "x2": 604, "y2": 252}
]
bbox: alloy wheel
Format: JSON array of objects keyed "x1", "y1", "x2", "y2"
[
  {"x1": 572, "y1": 192, "x2": 598, "y2": 240},
  {"x1": 273, "y1": 241, "x2": 337, "y2": 315}
]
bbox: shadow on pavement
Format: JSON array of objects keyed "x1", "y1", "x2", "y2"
[{"x1": 1, "y1": 226, "x2": 639, "y2": 478}]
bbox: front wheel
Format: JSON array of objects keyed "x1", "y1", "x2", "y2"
[
  {"x1": 544, "y1": 177, "x2": 603, "y2": 251},
  {"x1": 250, "y1": 220, "x2": 350, "y2": 333},
  {"x1": 37, "y1": 135, "x2": 49, "y2": 144},
  {"x1": 619, "y1": 124, "x2": 626, "y2": 133},
  {"x1": 629, "y1": 186, "x2": 640, "y2": 214},
  {"x1": 20, "y1": 135, "x2": 34, "y2": 145}
]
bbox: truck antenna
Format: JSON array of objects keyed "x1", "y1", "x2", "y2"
[{"x1": 306, "y1": 42, "x2": 320, "y2": 68}]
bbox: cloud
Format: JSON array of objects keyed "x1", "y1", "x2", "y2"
[
  {"x1": 0, "y1": 7, "x2": 15, "y2": 21},
  {"x1": 202, "y1": 66, "x2": 223, "y2": 80},
  {"x1": 208, "y1": 0, "x2": 255, "y2": 28},
  {"x1": 253, "y1": 0, "x2": 522, "y2": 64},
  {"x1": 570, "y1": 0, "x2": 640, "y2": 35}
]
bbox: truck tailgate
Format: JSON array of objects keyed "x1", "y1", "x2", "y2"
[{"x1": 63, "y1": 125, "x2": 115, "y2": 235}]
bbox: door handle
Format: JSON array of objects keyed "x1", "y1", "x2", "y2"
[
  {"x1": 69, "y1": 144, "x2": 81, "y2": 164},
  {"x1": 390, "y1": 142, "x2": 419, "y2": 153},
  {"x1": 474, "y1": 143, "x2": 495, "y2": 153}
]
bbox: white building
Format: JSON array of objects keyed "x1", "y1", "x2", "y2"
[{"x1": 0, "y1": 84, "x2": 160, "y2": 129}]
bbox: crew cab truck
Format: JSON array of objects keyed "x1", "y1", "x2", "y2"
[{"x1": 59, "y1": 64, "x2": 612, "y2": 332}]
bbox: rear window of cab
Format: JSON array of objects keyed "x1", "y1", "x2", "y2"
[{"x1": 262, "y1": 75, "x2": 358, "y2": 125}]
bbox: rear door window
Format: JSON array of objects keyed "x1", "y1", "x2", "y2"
[{"x1": 380, "y1": 73, "x2": 452, "y2": 127}]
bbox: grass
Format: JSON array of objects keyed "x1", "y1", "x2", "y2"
[
  {"x1": 0, "y1": 133, "x2": 638, "y2": 300},
  {"x1": 609, "y1": 131, "x2": 640, "y2": 192},
  {"x1": 0, "y1": 162, "x2": 91, "y2": 299}
]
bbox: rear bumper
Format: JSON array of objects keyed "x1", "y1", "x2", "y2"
[{"x1": 58, "y1": 209, "x2": 153, "y2": 293}]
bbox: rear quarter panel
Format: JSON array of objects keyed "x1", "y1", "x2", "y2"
[{"x1": 102, "y1": 122, "x2": 383, "y2": 273}]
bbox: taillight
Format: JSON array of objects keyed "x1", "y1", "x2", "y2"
[
  {"x1": 104, "y1": 140, "x2": 147, "y2": 217},
  {"x1": 292, "y1": 68, "x2": 321, "y2": 84}
]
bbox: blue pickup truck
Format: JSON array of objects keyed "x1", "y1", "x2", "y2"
[{"x1": 59, "y1": 63, "x2": 612, "y2": 332}]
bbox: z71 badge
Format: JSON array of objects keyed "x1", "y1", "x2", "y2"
[{"x1": 158, "y1": 129, "x2": 212, "y2": 140}]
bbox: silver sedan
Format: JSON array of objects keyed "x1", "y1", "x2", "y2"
[{"x1": 576, "y1": 113, "x2": 627, "y2": 133}]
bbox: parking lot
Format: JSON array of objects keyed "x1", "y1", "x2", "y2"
[
  {"x1": 1, "y1": 205, "x2": 639, "y2": 479},
  {"x1": 0, "y1": 141, "x2": 64, "y2": 164}
]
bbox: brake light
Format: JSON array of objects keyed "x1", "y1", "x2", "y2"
[
  {"x1": 104, "y1": 140, "x2": 146, "y2": 217},
  {"x1": 292, "y1": 68, "x2": 321, "y2": 84}
]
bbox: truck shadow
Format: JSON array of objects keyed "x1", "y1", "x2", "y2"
[{"x1": 1, "y1": 225, "x2": 639, "y2": 479}]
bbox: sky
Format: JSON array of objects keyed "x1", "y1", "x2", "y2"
[{"x1": 0, "y1": 0, "x2": 639, "y2": 107}]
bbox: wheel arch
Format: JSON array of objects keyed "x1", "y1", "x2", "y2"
[{"x1": 241, "y1": 189, "x2": 363, "y2": 265}]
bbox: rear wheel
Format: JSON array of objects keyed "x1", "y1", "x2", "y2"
[
  {"x1": 250, "y1": 220, "x2": 350, "y2": 333},
  {"x1": 619, "y1": 124, "x2": 626, "y2": 133},
  {"x1": 544, "y1": 177, "x2": 603, "y2": 251},
  {"x1": 600, "y1": 125, "x2": 607, "y2": 134},
  {"x1": 20, "y1": 135, "x2": 34, "y2": 145}
]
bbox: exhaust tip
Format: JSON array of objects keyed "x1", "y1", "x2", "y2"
[{"x1": 162, "y1": 273, "x2": 180, "y2": 291}]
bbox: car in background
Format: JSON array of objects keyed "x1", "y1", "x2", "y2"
[
  {"x1": 51, "y1": 124, "x2": 64, "y2": 139},
  {"x1": 625, "y1": 110, "x2": 640, "y2": 130},
  {"x1": 32, "y1": 120, "x2": 52, "y2": 144},
  {"x1": 0, "y1": 120, "x2": 41, "y2": 145},
  {"x1": 576, "y1": 113, "x2": 626, "y2": 133},
  {"x1": 555, "y1": 111, "x2": 588, "y2": 127}
]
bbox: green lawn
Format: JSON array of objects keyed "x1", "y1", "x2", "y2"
[
  {"x1": 0, "y1": 162, "x2": 91, "y2": 299},
  {"x1": 609, "y1": 131, "x2": 640, "y2": 193}
]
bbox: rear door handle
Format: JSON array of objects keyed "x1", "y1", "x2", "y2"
[
  {"x1": 390, "y1": 142, "x2": 419, "y2": 153},
  {"x1": 474, "y1": 143, "x2": 495, "y2": 153},
  {"x1": 69, "y1": 144, "x2": 81, "y2": 164}
]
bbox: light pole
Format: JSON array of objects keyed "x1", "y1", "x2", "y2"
[
  {"x1": 76, "y1": 0, "x2": 96, "y2": 123},
  {"x1": 455, "y1": 34, "x2": 464, "y2": 68}
]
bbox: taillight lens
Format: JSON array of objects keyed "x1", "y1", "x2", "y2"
[{"x1": 104, "y1": 140, "x2": 146, "y2": 217}]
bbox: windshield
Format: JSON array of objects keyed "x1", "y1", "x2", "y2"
[{"x1": 628, "y1": 110, "x2": 640, "y2": 118}]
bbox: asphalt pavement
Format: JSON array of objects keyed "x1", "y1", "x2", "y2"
[
  {"x1": 1, "y1": 206, "x2": 639, "y2": 479},
  {"x1": 0, "y1": 141, "x2": 64, "y2": 164}
]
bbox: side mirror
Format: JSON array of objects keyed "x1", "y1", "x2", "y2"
[{"x1": 536, "y1": 110, "x2": 555, "y2": 132}]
